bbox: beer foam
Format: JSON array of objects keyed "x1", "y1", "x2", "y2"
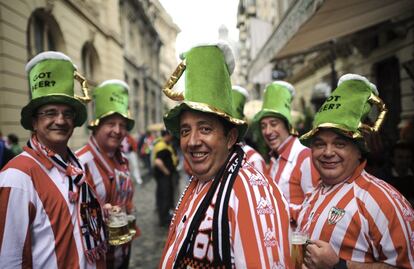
[
  {"x1": 291, "y1": 233, "x2": 307, "y2": 244},
  {"x1": 108, "y1": 220, "x2": 128, "y2": 227}
]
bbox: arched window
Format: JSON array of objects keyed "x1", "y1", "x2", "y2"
[
  {"x1": 81, "y1": 42, "x2": 100, "y2": 84},
  {"x1": 27, "y1": 9, "x2": 64, "y2": 58},
  {"x1": 81, "y1": 42, "x2": 100, "y2": 134},
  {"x1": 133, "y1": 79, "x2": 140, "y2": 131}
]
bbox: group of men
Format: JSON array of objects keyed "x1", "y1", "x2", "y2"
[
  {"x1": 158, "y1": 42, "x2": 414, "y2": 268},
  {"x1": 0, "y1": 41, "x2": 413, "y2": 269},
  {"x1": 0, "y1": 52, "x2": 138, "y2": 268}
]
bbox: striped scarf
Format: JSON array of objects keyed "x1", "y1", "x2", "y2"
[
  {"x1": 87, "y1": 136, "x2": 134, "y2": 207},
  {"x1": 174, "y1": 145, "x2": 245, "y2": 268}
]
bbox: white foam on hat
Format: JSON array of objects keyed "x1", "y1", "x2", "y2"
[
  {"x1": 98, "y1": 79, "x2": 130, "y2": 91},
  {"x1": 25, "y1": 51, "x2": 74, "y2": 72}
]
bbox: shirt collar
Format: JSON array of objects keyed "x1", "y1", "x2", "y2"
[{"x1": 270, "y1": 135, "x2": 295, "y2": 161}]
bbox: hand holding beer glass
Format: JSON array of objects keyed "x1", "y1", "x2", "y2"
[
  {"x1": 105, "y1": 205, "x2": 135, "y2": 245},
  {"x1": 291, "y1": 230, "x2": 309, "y2": 269}
]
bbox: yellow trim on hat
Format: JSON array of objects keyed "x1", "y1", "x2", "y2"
[
  {"x1": 184, "y1": 100, "x2": 246, "y2": 126},
  {"x1": 301, "y1": 123, "x2": 363, "y2": 142},
  {"x1": 88, "y1": 110, "x2": 134, "y2": 129}
]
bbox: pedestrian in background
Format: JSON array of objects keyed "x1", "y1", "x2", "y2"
[
  {"x1": 0, "y1": 130, "x2": 13, "y2": 169},
  {"x1": 7, "y1": 133, "x2": 23, "y2": 156},
  {"x1": 297, "y1": 74, "x2": 414, "y2": 268},
  {"x1": 159, "y1": 42, "x2": 291, "y2": 268},
  {"x1": 77, "y1": 79, "x2": 139, "y2": 269},
  {"x1": 0, "y1": 51, "x2": 106, "y2": 268},
  {"x1": 152, "y1": 129, "x2": 178, "y2": 227},
  {"x1": 122, "y1": 133, "x2": 143, "y2": 185},
  {"x1": 231, "y1": 85, "x2": 267, "y2": 174},
  {"x1": 385, "y1": 140, "x2": 414, "y2": 206},
  {"x1": 253, "y1": 81, "x2": 319, "y2": 212},
  {"x1": 138, "y1": 130, "x2": 154, "y2": 174}
]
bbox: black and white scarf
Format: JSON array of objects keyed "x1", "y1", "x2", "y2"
[
  {"x1": 174, "y1": 145, "x2": 245, "y2": 268},
  {"x1": 28, "y1": 135, "x2": 107, "y2": 263}
]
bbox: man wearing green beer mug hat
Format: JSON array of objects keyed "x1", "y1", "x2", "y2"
[
  {"x1": 159, "y1": 42, "x2": 291, "y2": 268},
  {"x1": 0, "y1": 51, "x2": 107, "y2": 268},
  {"x1": 296, "y1": 74, "x2": 414, "y2": 268},
  {"x1": 252, "y1": 81, "x2": 319, "y2": 210},
  {"x1": 77, "y1": 79, "x2": 140, "y2": 268}
]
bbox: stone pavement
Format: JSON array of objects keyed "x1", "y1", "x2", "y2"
[{"x1": 128, "y1": 168, "x2": 187, "y2": 268}]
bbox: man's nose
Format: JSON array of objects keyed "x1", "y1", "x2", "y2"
[
  {"x1": 54, "y1": 112, "x2": 67, "y2": 124},
  {"x1": 113, "y1": 124, "x2": 122, "y2": 133},
  {"x1": 262, "y1": 125, "x2": 271, "y2": 136},
  {"x1": 323, "y1": 144, "x2": 335, "y2": 156},
  {"x1": 188, "y1": 131, "x2": 201, "y2": 146}
]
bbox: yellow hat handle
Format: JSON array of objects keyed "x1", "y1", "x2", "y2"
[
  {"x1": 74, "y1": 71, "x2": 91, "y2": 103},
  {"x1": 358, "y1": 93, "x2": 387, "y2": 133},
  {"x1": 162, "y1": 61, "x2": 186, "y2": 101}
]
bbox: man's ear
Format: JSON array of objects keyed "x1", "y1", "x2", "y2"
[
  {"x1": 31, "y1": 117, "x2": 37, "y2": 132},
  {"x1": 226, "y1": 128, "x2": 238, "y2": 150}
]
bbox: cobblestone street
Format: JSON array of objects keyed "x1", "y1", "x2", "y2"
[{"x1": 129, "y1": 167, "x2": 187, "y2": 268}]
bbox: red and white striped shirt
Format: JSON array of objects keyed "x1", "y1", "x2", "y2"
[
  {"x1": 242, "y1": 144, "x2": 267, "y2": 175},
  {"x1": 0, "y1": 147, "x2": 105, "y2": 269},
  {"x1": 76, "y1": 137, "x2": 135, "y2": 213},
  {"x1": 160, "y1": 158, "x2": 291, "y2": 268},
  {"x1": 296, "y1": 162, "x2": 414, "y2": 268},
  {"x1": 77, "y1": 137, "x2": 138, "y2": 268},
  {"x1": 268, "y1": 136, "x2": 319, "y2": 206}
]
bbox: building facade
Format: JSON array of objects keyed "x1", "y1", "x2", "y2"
[
  {"x1": 237, "y1": 0, "x2": 414, "y2": 144},
  {"x1": 0, "y1": 0, "x2": 179, "y2": 147},
  {"x1": 150, "y1": 0, "x2": 180, "y2": 111}
]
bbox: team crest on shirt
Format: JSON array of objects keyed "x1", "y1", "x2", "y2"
[
  {"x1": 264, "y1": 228, "x2": 277, "y2": 247},
  {"x1": 256, "y1": 197, "x2": 275, "y2": 215},
  {"x1": 327, "y1": 207, "x2": 345, "y2": 225},
  {"x1": 249, "y1": 173, "x2": 268, "y2": 187}
]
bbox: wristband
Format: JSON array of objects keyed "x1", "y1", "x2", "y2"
[{"x1": 333, "y1": 258, "x2": 347, "y2": 269}]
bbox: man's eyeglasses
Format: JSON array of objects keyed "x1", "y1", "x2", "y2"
[{"x1": 36, "y1": 109, "x2": 76, "y2": 120}]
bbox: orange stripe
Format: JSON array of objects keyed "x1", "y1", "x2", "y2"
[
  {"x1": 288, "y1": 150, "x2": 308, "y2": 205},
  {"x1": 273, "y1": 158, "x2": 287, "y2": 185},
  {"x1": 340, "y1": 211, "x2": 361, "y2": 261},
  {"x1": 234, "y1": 170, "x2": 265, "y2": 266},
  {"x1": 0, "y1": 187, "x2": 11, "y2": 253},
  {"x1": 307, "y1": 187, "x2": 336, "y2": 234},
  {"x1": 269, "y1": 176, "x2": 291, "y2": 267},
  {"x1": 273, "y1": 138, "x2": 296, "y2": 184},
  {"x1": 318, "y1": 186, "x2": 353, "y2": 243},
  {"x1": 22, "y1": 202, "x2": 36, "y2": 268},
  {"x1": 356, "y1": 176, "x2": 414, "y2": 266},
  {"x1": 75, "y1": 145, "x2": 89, "y2": 156},
  {"x1": 359, "y1": 197, "x2": 388, "y2": 261},
  {"x1": 355, "y1": 197, "x2": 377, "y2": 262},
  {"x1": 13, "y1": 155, "x2": 80, "y2": 269},
  {"x1": 240, "y1": 166, "x2": 291, "y2": 266}
]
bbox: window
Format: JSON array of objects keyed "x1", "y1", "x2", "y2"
[
  {"x1": 81, "y1": 42, "x2": 100, "y2": 83},
  {"x1": 133, "y1": 79, "x2": 140, "y2": 131},
  {"x1": 27, "y1": 9, "x2": 64, "y2": 58},
  {"x1": 81, "y1": 42, "x2": 100, "y2": 134}
]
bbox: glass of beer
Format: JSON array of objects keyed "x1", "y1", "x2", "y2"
[
  {"x1": 291, "y1": 231, "x2": 308, "y2": 269},
  {"x1": 106, "y1": 206, "x2": 131, "y2": 245}
]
